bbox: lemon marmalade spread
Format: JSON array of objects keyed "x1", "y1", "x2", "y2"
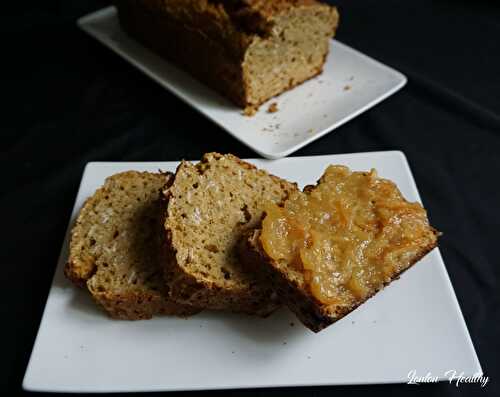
[{"x1": 260, "y1": 165, "x2": 437, "y2": 305}]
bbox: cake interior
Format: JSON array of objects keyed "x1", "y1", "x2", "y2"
[{"x1": 243, "y1": 6, "x2": 339, "y2": 107}]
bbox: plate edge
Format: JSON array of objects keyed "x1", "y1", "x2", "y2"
[{"x1": 22, "y1": 164, "x2": 94, "y2": 391}]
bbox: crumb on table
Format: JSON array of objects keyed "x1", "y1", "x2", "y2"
[
  {"x1": 267, "y1": 102, "x2": 279, "y2": 113},
  {"x1": 343, "y1": 85, "x2": 351, "y2": 91}
]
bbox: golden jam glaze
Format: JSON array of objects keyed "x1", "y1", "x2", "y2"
[{"x1": 260, "y1": 165, "x2": 437, "y2": 305}]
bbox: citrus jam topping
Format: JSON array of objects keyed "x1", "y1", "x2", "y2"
[{"x1": 260, "y1": 165, "x2": 437, "y2": 305}]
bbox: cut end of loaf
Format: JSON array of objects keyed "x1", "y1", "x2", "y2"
[
  {"x1": 242, "y1": 4, "x2": 339, "y2": 108},
  {"x1": 116, "y1": 0, "x2": 339, "y2": 112}
]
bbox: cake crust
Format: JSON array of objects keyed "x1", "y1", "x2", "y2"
[{"x1": 115, "y1": 0, "x2": 339, "y2": 111}]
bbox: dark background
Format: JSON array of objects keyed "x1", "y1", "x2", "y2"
[{"x1": 2, "y1": 0, "x2": 499, "y2": 396}]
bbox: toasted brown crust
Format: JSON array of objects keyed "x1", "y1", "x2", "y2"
[
  {"x1": 89, "y1": 288, "x2": 199, "y2": 320},
  {"x1": 116, "y1": 0, "x2": 334, "y2": 57},
  {"x1": 64, "y1": 255, "x2": 93, "y2": 288},
  {"x1": 116, "y1": 0, "x2": 249, "y2": 107},
  {"x1": 65, "y1": 171, "x2": 200, "y2": 320},
  {"x1": 65, "y1": 256, "x2": 198, "y2": 320},
  {"x1": 242, "y1": 229, "x2": 439, "y2": 332},
  {"x1": 160, "y1": 153, "x2": 297, "y2": 316},
  {"x1": 64, "y1": 196, "x2": 100, "y2": 287}
]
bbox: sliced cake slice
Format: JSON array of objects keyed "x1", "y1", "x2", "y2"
[
  {"x1": 65, "y1": 171, "x2": 199, "y2": 320},
  {"x1": 243, "y1": 165, "x2": 439, "y2": 332},
  {"x1": 161, "y1": 152, "x2": 298, "y2": 316}
]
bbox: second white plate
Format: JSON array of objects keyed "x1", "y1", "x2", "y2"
[{"x1": 78, "y1": 7, "x2": 407, "y2": 159}]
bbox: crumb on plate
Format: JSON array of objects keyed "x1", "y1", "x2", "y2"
[
  {"x1": 267, "y1": 102, "x2": 279, "y2": 113},
  {"x1": 243, "y1": 106, "x2": 257, "y2": 117}
]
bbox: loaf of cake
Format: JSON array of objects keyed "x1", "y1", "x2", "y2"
[
  {"x1": 65, "y1": 171, "x2": 199, "y2": 320},
  {"x1": 242, "y1": 165, "x2": 439, "y2": 332},
  {"x1": 161, "y1": 152, "x2": 298, "y2": 316},
  {"x1": 115, "y1": 0, "x2": 339, "y2": 114}
]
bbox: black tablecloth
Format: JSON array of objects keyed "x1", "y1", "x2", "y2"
[{"x1": 3, "y1": 1, "x2": 499, "y2": 396}]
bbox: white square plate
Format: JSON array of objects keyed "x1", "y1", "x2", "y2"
[
  {"x1": 78, "y1": 7, "x2": 407, "y2": 159},
  {"x1": 23, "y1": 151, "x2": 481, "y2": 393}
]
